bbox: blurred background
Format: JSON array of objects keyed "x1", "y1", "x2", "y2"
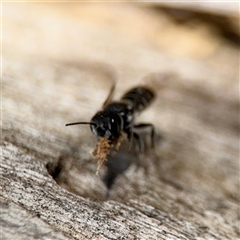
[{"x1": 3, "y1": 1, "x2": 239, "y2": 130}]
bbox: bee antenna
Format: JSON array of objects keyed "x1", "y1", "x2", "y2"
[{"x1": 65, "y1": 122, "x2": 96, "y2": 127}]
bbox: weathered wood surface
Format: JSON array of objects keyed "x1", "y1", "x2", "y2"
[{"x1": 1, "y1": 3, "x2": 239, "y2": 240}]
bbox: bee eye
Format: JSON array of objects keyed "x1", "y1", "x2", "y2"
[{"x1": 97, "y1": 127, "x2": 105, "y2": 136}]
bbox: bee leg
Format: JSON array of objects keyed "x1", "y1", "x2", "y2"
[
  {"x1": 132, "y1": 132, "x2": 145, "y2": 154},
  {"x1": 133, "y1": 123, "x2": 156, "y2": 149},
  {"x1": 127, "y1": 130, "x2": 134, "y2": 152}
]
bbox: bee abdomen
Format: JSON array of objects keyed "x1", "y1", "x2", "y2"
[{"x1": 121, "y1": 87, "x2": 155, "y2": 112}]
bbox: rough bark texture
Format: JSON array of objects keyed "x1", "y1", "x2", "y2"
[{"x1": 1, "y1": 2, "x2": 239, "y2": 240}]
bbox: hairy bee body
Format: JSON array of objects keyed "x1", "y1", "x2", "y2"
[
  {"x1": 121, "y1": 87, "x2": 155, "y2": 112},
  {"x1": 90, "y1": 87, "x2": 155, "y2": 141}
]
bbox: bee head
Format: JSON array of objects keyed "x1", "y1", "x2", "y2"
[{"x1": 90, "y1": 111, "x2": 123, "y2": 141}]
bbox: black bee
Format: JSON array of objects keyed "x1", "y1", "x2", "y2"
[{"x1": 66, "y1": 85, "x2": 155, "y2": 150}]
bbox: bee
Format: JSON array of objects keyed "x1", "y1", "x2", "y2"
[{"x1": 66, "y1": 83, "x2": 156, "y2": 175}]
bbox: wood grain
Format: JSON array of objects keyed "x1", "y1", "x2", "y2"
[{"x1": 2, "y1": 2, "x2": 239, "y2": 240}]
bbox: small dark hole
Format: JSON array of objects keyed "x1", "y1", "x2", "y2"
[{"x1": 46, "y1": 161, "x2": 63, "y2": 180}]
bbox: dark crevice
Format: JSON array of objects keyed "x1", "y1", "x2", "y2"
[{"x1": 149, "y1": 6, "x2": 240, "y2": 46}]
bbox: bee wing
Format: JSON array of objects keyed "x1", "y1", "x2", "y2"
[
  {"x1": 102, "y1": 81, "x2": 117, "y2": 108},
  {"x1": 141, "y1": 72, "x2": 177, "y2": 89}
]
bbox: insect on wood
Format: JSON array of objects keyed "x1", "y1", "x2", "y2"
[{"x1": 66, "y1": 82, "x2": 156, "y2": 175}]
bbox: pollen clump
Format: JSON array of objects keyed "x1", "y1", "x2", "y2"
[
  {"x1": 92, "y1": 135, "x2": 125, "y2": 175},
  {"x1": 93, "y1": 138, "x2": 111, "y2": 175}
]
